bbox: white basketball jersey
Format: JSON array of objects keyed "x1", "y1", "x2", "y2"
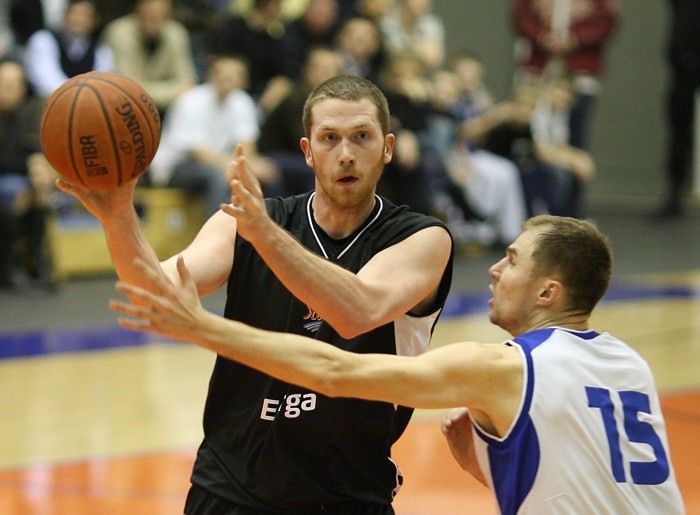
[{"x1": 471, "y1": 327, "x2": 685, "y2": 514}]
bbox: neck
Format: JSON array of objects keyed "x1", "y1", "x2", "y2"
[
  {"x1": 513, "y1": 312, "x2": 590, "y2": 337},
  {"x1": 311, "y1": 193, "x2": 377, "y2": 239}
]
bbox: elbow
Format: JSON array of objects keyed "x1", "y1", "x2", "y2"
[
  {"x1": 325, "y1": 307, "x2": 387, "y2": 340},
  {"x1": 334, "y1": 324, "x2": 365, "y2": 340},
  {"x1": 332, "y1": 315, "x2": 382, "y2": 340}
]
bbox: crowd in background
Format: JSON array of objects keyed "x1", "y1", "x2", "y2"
[{"x1": 0, "y1": 0, "x2": 625, "y2": 290}]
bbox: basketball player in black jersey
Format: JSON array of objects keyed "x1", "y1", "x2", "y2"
[{"x1": 57, "y1": 74, "x2": 453, "y2": 513}]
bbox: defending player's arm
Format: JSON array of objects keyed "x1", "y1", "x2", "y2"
[
  {"x1": 110, "y1": 256, "x2": 522, "y2": 436},
  {"x1": 224, "y1": 153, "x2": 452, "y2": 339}
]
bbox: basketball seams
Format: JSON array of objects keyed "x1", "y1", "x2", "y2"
[
  {"x1": 87, "y1": 72, "x2": 161, "y2": 147},
  {"x1": 82, "y1": 82, "x2": 125, "y2": 187},
  {"x1": 67, "y1": 85, "x2": 88, "y2": 187},
  {"x1": 40, "y1": 84, "x2": 88, "y2": 187}
]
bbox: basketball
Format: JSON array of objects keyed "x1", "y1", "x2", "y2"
[{"x1": 40, "y1": 72, "x2": 161, "y2": 190}]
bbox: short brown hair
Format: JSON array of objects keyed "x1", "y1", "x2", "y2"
[
  {"x1": 524, "y1": 215, "x2": 612, "y2": 315},
  {"x1": 302, "y1": 74, "x2": 391, "y2": 137}
]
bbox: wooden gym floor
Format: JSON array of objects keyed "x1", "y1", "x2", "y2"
[{"x1": 0, "y1": 209, "x2": 699, "y2": 514}]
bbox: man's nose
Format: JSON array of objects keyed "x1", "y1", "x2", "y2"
[{"x1": 338, "y1": 139, "x2": 355, "y2": 166}]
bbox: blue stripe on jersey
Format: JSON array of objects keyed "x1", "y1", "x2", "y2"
[
  {"x1": 485, "y1": 417, "x2": 540, "y2": 515},
  {"x1": 471, "y1": 329, "x2": 551, "y2": 514}
]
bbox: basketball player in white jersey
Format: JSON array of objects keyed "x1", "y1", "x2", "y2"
[{"x1": 111, "y1": 214, "x2": 685, "y2": 514}]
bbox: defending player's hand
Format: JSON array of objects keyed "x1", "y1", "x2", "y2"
[
  {"x1": 441, "y1": 408, "x2": 477, "y2": 469},
  {"x1": 110, "y1": 255, "x2": 207, "y2": 343}
]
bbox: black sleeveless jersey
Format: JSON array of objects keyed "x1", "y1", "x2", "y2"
[{"x1": 190, "y1": 192, "x2": 453, "y2": 511}]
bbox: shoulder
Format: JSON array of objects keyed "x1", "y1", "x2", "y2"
[
  {"x1": 265, "y1": 193, "x2": 312, "y2": 223},
  {"x1": 163, "y1": 19, "x2": 192, "y2": 39},
  {"x1": 27, "y1": 29, "x2": 55, "y2": 46},
  {"x1": 373, "y1": 196, "x2": 450, "y2": 243},
  {"x1": 103, "y1": 14, "x2": 136, "y2": 34},
  {"x1": 171, "y1": 84, "x2": 209, "y2": 108},
  {"x1": 226, "y1": 89, "x2": 256, "y2": 110}
]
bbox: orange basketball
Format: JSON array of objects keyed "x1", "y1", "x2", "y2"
[{"x1": 40, "y1": 72, "x2": 161, "y2": 190}]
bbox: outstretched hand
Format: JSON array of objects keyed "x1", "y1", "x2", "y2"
[
  {"x1": 221, "y1": 144, "x2": 275, "y2": 244},
  {"x1": 109, "y1": 255, "x2": 207, "y2": 343}
]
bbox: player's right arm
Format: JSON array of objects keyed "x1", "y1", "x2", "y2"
[{"x1": 55, "y1": 178, "x2": 235, "y2": 299}]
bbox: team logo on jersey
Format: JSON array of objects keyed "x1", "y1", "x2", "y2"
[
  {"x1": 261, "y1": 393, "x2": 318, "y2": 420},
  {"x1": 303, "y1": 305, "x2": 322, "y2": 333}
]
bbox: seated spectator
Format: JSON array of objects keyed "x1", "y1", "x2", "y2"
[
  {"x1": 0, "y1": 59, "x2": 58, "y2": 289},
  {"x1": 285, "y1": 0, "x2": 342, "y2": 75},
  {"x1": 211, "y1": 0, "x2": 297, "y2": 116},
  {"x1": 428, "y1": 67, "x2": 526, "y2": 247},
  {"x1": 149, "y1": 54, "x2": 282, "y2": 215},
  {"x1": 335, "y1": 16, "x2": 385, "y2": 84},
  {"x1": 0, "y1": 1, "x2": 19, "y2": 60},
  {"x1": 479, "y1": 85, "x2": 585, "y2": 218},
  {"x1": 257, "y1": 46, "x2": 343, "y2": 196},
  {"x1": 376, "y1": 50, "x2": 473, "y2": 220},
  {"x1": 170, "y1": 0, "x2": 222, "y2": 80},
  {"x1": 102, "y1": 0, "x2": 197, "y2": 115},
  {"x1": 379, "y1": 0, "x2": 445, "y2": 72},
  {"x1": 353, "y1": 0, "x2": 395, "y2": 23},
  {"x1": 24, "y1": 0, "x2": 114, "y2": 97},
  {"x1": 531, "y1": 75, "x2": 595, "y2": 218},
  {"x1": 377, "y1": 50, "x2": 439, "y2": 215}
]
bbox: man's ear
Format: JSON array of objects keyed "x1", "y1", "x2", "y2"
[
  {"x1": 538, "y1": 279, "x2": 563, "y2": 307},
  {"x1": 300, "y1": 138, "x2": 314, "y2": 166},
  {"x1": 383, "y1": 133, "x2": 395, "y2": 164}
]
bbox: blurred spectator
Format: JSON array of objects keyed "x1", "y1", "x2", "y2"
[
  {"x1": 91, "y1": 0, "x2": 136, "y2": 27},
  {"x1": 0, "y1": 0, "x2": 19, "y2": 59},
  {"x1": 354, "y1": 0, "x2": 395, "y2": 23},
  {"x1": 377, "y1": 51, "x2": 444, "y2": 216},
  {"x1": 479, "y1": 85, "x2": 586, "y2": 218},
  {"x1": 427, "y1": 56, "x2": 527, "y2": 247},
  {"x1": 0, "y1": 59, "x2": 58, "y2": 289},
  {"x1": 336, "y1": 16, "x2": 385, "y2": 84},
  {"x1": 10, "y1": 0, "x2": 68, "y2": 48},
  {"x1": 285, "y1": 0, "x2": 342, "y2": 74},
  {"x1": 170, "y1": 0, "x2": 221, "y2": 80},
  {"x1": 212, "y1": 0, "x2": 296, "y2": 116},
  {"x1": 149, "y1": 54, "x2": 281, "y2": 215},
  {"x1": 378, "y1": 52, "x2": 476, "y2": 224},
  {"x1": 512, "y1": 0, "x2": 620, "y2": 150},
  {"x1": 531, "y1": 75, "x2": 595, "y2": 217},
  {"x1": 258, "y1": 45, "x2": 343, "y2": 196},
  {"x1": 379, "y1": 0, "x2": 445, "y2": 72},
  {"x1": 102, "y1": 0, "x2": 197, "y2": 115},
  {"x1": 656, "y1": 0, "x2": 700, "y2": 218},
  {"x1": 24, "y1": 0, "x2": 114, "y2": 97},
  {"x1": 9, "y1": 0, "x2": 50, "y2": 51},
  {"x1": 230, "y1": 0, "x2": 307, "y2": 20}
]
